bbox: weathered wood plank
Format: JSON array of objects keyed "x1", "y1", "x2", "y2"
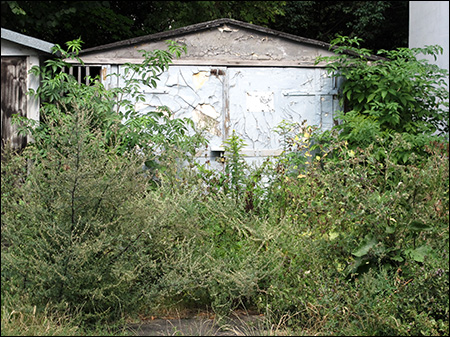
[
  {"x1": 65, "y1": 58, "x2": 329, "y2": 68},
  {"x1": 1, "y1": 56, "x2": 28, "y2": 153}
]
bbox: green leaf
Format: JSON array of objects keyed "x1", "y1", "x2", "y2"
[
  {"x1": 405, "y1": 245, "x2": 432, "y2": 263},
  {"x1": 366, "y1": 93, "x2": 376, "y2": 103},
  {"x1": 408, "y1": 221, "x2": 432, "y2": 233},
  {"x1": 346, "y1": 90, "x2": 353, "y2": 101},
  {"x1": 329, "y1": 231, "x2": 339, "y2": 240},
  {"x1": 391, "y1": 255, "x2": 404, "y2": 262},
  {"x1": 357, "y1": 93, "x2": 365, "y2": 103},
  {"x1": 385, "y1": 226, "x2": 395, "y2": 234},
  {"x1": 352, "y1": 235, "x2": 378, "y2": 257}
]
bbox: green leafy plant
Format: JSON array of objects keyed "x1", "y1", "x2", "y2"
[
  {"x1": 318, "y1": 35, "x2": 449, "y2": 135},
  {"x1": 194, "y1": 131, "x2": 252, "y2": 205},
  {"x1": 315, "y1": 35, "x2": 449, "y2": 165},
  {"x1": 262, "y1": 119, "x2": 319, "y2": 218},
  {"x1": 222, "y1": 130, "x2": 248, "y2": 201},
  {"x1": 273, "y1": 119, "x2": 318, "y2": 176}
]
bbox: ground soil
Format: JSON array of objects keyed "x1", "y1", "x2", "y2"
[{"x1": 126, "y1": 310, "x2": 267, "y2": 336}]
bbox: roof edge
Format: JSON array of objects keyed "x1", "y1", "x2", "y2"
[
  {"x1": 1, "y1": 27, "x2": 55, "y2": 54},
  {"x1": 79, "y1": 18, "x2": 333, "y2": 55}
]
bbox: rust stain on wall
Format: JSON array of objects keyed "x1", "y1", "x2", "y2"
[{"x1": 192, "y1": 71, "x2": 209, "y2": 90}]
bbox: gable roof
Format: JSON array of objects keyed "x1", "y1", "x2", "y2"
[
  {"x1": 1, "y1": 27, "x2": 54, "y2": 54},
  {"x1": 80, "y1": 18, "x2": 332, "y2": 55}
]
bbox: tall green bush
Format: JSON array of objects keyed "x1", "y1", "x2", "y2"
[
  {"x1": 1, "y1": 106, "x2": 158, "y2": 323},
  {"x1": 2, "y1": 39, "x2": 205, "y2": 324},
  {"x1": 319, "y1": 35, "x2": 449, "y2": 134},
  {"x1": 316, "y1": 35, "x2": 449, "y2": 164}
]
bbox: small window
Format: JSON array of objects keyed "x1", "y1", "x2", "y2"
[{"x1": 64, "y1": 65, "x2": 102, "y2": 85}]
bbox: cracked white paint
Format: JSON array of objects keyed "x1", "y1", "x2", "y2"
[
  {"x1": 227, "y1": 67, "x2": 340, "y2": 153},
  {"x1": 114, "y1": 64, "x2": 341, "y2": 168},
  {"x1": 246, "y1": 91, "x2": 275, "y2": 113},
  {"x1": 218, "y1": 25, "x2": 238, "y2": 33}
]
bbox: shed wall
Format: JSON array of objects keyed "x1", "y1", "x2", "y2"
[
  {"x1": 67, "y1": 20, "x2": 342, "y2": 167},
  {"x1": 1, "y1": 38, "x2": 43, "y2": 154},
  {"x1": 108, "y1": 64, "x2": 340, "y2": 167}
]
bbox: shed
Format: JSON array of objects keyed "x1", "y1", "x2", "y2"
[
  {"x1": 1, "y1": 28, "x2": 54, "y2": 155},
  {"x1": 70, "y1": 19, "x2": 341, "y2": 167}
]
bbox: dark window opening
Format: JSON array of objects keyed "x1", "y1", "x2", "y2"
[
  {"x1": 64, "y1": 65, "x2": 102, "y2": 85},
  {"x1": 210, "y1": 150, "x2": 225, "y2": 163}
]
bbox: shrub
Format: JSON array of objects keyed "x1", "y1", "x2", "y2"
[
  {"x1": 270, "y1": 134, "x2": 448, "y2": 335},
  {"x1": 1, "y1": 105, "x2": 159, "y2": 323},
  {"x1": 316, "y1": 35, "x2": 449, "y2": 165},
  {"x1": 318, "y1": 35, "x2": 449, "y2": 135},
  {"x1": 2, "y1": 39, "x2": 204, "y2": 324}
]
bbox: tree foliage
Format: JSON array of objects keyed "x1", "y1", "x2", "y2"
[
  {"x1": 1, "y1": 1, "x2": 135, "y2": 46},
  {"x1": 272, "y1": 1, "x2": 408, "y2": 50},
  {"x1": 1, "y1": 1, "x2": 285, "y2": 48},
  {"x1": 1, "y1": 1, "x2": 408, "y2": 50}
]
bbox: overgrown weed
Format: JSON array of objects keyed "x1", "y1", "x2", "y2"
[{"x1": 2, "y1": 37, "x2": 448, "y2": 336}]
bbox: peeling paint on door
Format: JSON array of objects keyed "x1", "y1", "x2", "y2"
[
  {"x1": 192, "y1": 103, "x2": 221, "y2": 137},
  {"x1": 226, "y1": 67, "x2": 339, "y2": 155},
  {"x1": 192, "y1": 71, "x2": 209, "y2": 90},
  {"x1": 113, "y1": 64, "x2": 340, "y2": 168}
]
